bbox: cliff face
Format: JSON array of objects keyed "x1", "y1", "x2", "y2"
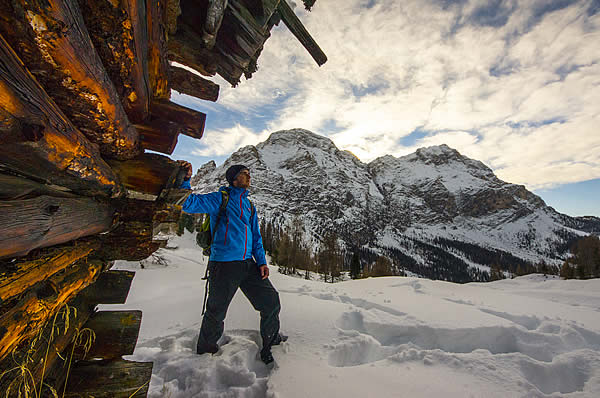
[{"x1": 190, "y1": 129, "x2": 597, "y2": 280}]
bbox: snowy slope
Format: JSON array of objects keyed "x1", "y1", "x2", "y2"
[
  {"x1": 188, "y1": 129, "x2": 597, "y2": 282},
  {"x1": 104, "y1": 234, "x2": 600, "y2": 398}
]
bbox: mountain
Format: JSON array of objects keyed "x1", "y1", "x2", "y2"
[{"x1": 189, "y1": 129, "x2": 597, "y2": 282}]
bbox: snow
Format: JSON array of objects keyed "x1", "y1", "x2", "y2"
[{"x1": 103, "y1": 233, "x2": 600, "y2": 397}]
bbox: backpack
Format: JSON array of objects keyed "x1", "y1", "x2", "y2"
[{"x1": 195, "y1": 189, "x2": 255, "y2": 256}]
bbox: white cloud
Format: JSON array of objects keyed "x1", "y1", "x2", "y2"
[{"x1": 178, "y1": 0, "x2": 600, "y2": 192}]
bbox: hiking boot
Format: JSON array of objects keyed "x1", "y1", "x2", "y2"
[
  {"x1": 260, "y1": 349, "x2": 274, "y2": 365},
  {"x1": 272, "y1": 334, "x2": 288, "y2": 346},
  {"x1": 197, "y1": 344, "x2": 219, "y2": 355}
]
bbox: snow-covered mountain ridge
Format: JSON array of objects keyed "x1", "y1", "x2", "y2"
[{"x1": 190, "y1": 129, "x2": 598, "y2": 281}]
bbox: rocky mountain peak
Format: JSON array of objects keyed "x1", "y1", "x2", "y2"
[
  {"x1": 261, "y1": 128, "x2": 337, "y2": 152},
  {"x1": 190, "y1": 129, "x2": 589, "y2": 282}
]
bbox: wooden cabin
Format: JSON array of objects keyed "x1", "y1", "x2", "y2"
[{"x1": 0, "y1": 0, "x2": 326, "y2": 396}]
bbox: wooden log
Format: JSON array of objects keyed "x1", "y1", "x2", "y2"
[
  {"x1": 303, "y1": 0, "x2": 317, "y2": 11},
  {"x1": 277, "y1": 0, "x2": 327, "y2": 66},
  {"x1": 245, "y1": 0, "x2": 281, "y2": 27},
  {"x1": 0, "y1": 290, "x2": 96, "y2": 395},
  {"x1": 107, "y1": 153, "x2": 181, "y2": 196},
  {"x1": 168, "y1": 23, "x2": 218, "y2": 77},
  {"x1": 204, "y1": 0, "x2": 228, "y2": 49},
  {"x1": 136, "y1": 119, "x2": 180, "y2": 155},
  {"x1": 170, "y1": 64, "x2": 220, "y2": 102},
  {"x1": 79, "y1": 270, "x2": 135, "y2": 305},
  {"x1": 0, "y1": 0, "x2": 140, "y2": 159},
  {"x1": 151, "y1": 99, "x2": 206, "y2": 139},
  {"x1": 0, "y1": 259, "x2": 103, "y2": 361},
  {"x1": 147, "y1": 0, "x2": 170, "y2": 99},
  {"x1": 97, "y1": 221, "x2": 165, "y2": 261},
  {"x1": 77, "y1": 0, "x2": 151, "y2": 124},
  {"x1": 63, "y1": 359, "x2": 152, "y2": 398},
  {"x1": 0, "y1": 196, "x2": 115, "y2": 259},
  {"x1": 0, "y1": 35, "x2": 124, "y2": 198},
  {"x1": 0, "y1": 241, "x2": 98, "y2": 303},
  {"x1": 80, "y1": 311, "x2": 142, "y2": 360},
  {"x1": 0, "y1": 174, "x2": 78, "y2": 201}
]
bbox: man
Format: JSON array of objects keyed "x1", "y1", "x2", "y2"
[{"x1": 178, "y1": 162, "x2": 283, "y2": 364}]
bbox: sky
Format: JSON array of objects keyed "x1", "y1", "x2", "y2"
[{"x1": 171, "y1": 0, "x2": 600, "y2": 217}]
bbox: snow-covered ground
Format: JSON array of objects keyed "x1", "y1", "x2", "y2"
[{"x1": 103, "y1": 233, "x2": 600, "y2": 397}]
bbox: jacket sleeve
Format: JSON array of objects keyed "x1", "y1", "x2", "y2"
[
  {"x1": 180, "y1": 179, "x2": 191, "y2": 189},
  {"x1": 250, "y1": 209, "x2": 267, "y2": 266},
  {"x1": 181, "y1": 191, "x2": 222, "y2": 215}
]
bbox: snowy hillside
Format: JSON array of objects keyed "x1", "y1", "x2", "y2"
[
  {"x1": 189, "y1": 129, "x2": 597, "y2": 282},
  {"x1": 105, "y1": 234, "x2": 600, "y2": 397}
]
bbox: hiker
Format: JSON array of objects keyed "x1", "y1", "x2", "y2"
[{"x1": 177, "y1": 162, "x2": 283, "y2": 364}]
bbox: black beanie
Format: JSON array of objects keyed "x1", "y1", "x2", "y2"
[{"x1": 226, "y1": 164, "x2": 248, "y2": 185}]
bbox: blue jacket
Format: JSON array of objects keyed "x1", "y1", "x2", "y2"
[{"x1": 180, "y1": 180, "x2": 267, "y2": 265}]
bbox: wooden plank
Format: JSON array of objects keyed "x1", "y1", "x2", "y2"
[
  {"x1": 64, "y1": 359, "x2": 152, "y2": 398},
  {"x1": 168, "y1": 23, "x2": 218, "y2": 77},
  {"x1": 147, "y1": 0, "x2": 170, "y2": 99},
  {"x1": 77, "y1": 0, "x2": 151, "y2": 124},
  {"x1": 170, "y1": 64, "x2": 220, "y2": 102},
  {"x1": 203, "y1": 0, "x2": 228, "y2": 49},
  {"x1": 107, "y1": 153, "x2": 181, "y2": 196},
  {"x1": 79, "y1": 270, "x2": 135, "y2": 305},
  {"x1": 0, "y1": 259, "x2": 103, "y2": 361},
  {"x1": 277, "y1": 0, "x2": 327, "y2": 66},
  {"x1": 0, "y1": 241, "x2": 98, "y2": 303},
  {"x1": 151, "y1": 99, "x2": 206, "y2": 139},
  {"x1": 136, "y1": 118, "x2": 180, "y2": 155},
  {"x1": 0, "y1": 35, "x2": 124, "y2": 198},
  {"x1": 82, "y1": 311, "x2": 142, "y2": 359},
  {"x1": 0, "y1": 196, "x2": 115, "y2": 259},
  {"x1": 0, "y1": 0, "x2": 141, "y2": 159}
]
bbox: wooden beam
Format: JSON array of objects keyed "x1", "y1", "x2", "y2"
[
  {"x1": 79, "y1": 270, "x2": 135, "y2": 305},
  {"x1": 81, "y1": 311, "x2": 142, "y2": 360},
  {"x1": 0, "y1": 196, "x2": 115, "y2": 259},
  {"x1": 0, "y1": 35, "x2": 124, "y2": 198},
  {"x1": 151, "y1": 99, "x2": 206, "y2": 139},
  {"x1": 0, "y1": 241, "x2": 99, "y2": 303},
  {"x1": 63, "y1": 359, "x2": 152, "y2": 398},
  {"x1": 277, "y1": 0, "x2": 327, "y2": 66},
  {"x1": 107, "y1": 153, "x2": 181, "y2": 196},
  {"x1": 168, "y1": 24, "x2": 218, "y2": 77},
  {"x1": 147, "y1": 0, "x2": 170, "y2": 99},
  {"x1": 204, "y1": 0, "x2": 228, "y2": 49},
  {"x1": 136, "y1": 118, "x2": 180, "y2": 155},
  {"x1": 170, "y1": 64, "x2": 220, "y2": 102},
  {"x1": 0, "y1": 259, "x2": 103, "y2": 361},
  {"x1": 0, "y1": 0, "x2": 141, "y2": 159},
  {"x1": 77, "y1": 0, "x2": 151, "y2": 124}
]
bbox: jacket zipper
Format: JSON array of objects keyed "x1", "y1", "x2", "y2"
[
  {"x1": 240, "y1": 193, "x2": 248, "y2": 258},
  {"x1": 223, "y1": 218, "x2": 229, "y2": 245}
]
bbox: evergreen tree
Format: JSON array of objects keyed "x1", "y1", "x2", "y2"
[{"x1": 350, "y1": 251, "x2": 361, "y2": 279}]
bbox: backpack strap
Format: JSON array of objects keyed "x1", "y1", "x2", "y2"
[
  {"x1": 249, "y1": 199, "x2": 255, "y2": 220},
  {"x1": 210, "y1": 189, "x2": 229, "y2": 245}
]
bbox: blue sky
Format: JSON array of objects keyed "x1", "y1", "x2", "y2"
[{"x1": 171, "y1": 0, "x2": 600, "y2": 217}]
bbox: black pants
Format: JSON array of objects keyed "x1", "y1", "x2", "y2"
[{"x1": 197, "y1": 259, "x2": 281, "y2": 355}]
